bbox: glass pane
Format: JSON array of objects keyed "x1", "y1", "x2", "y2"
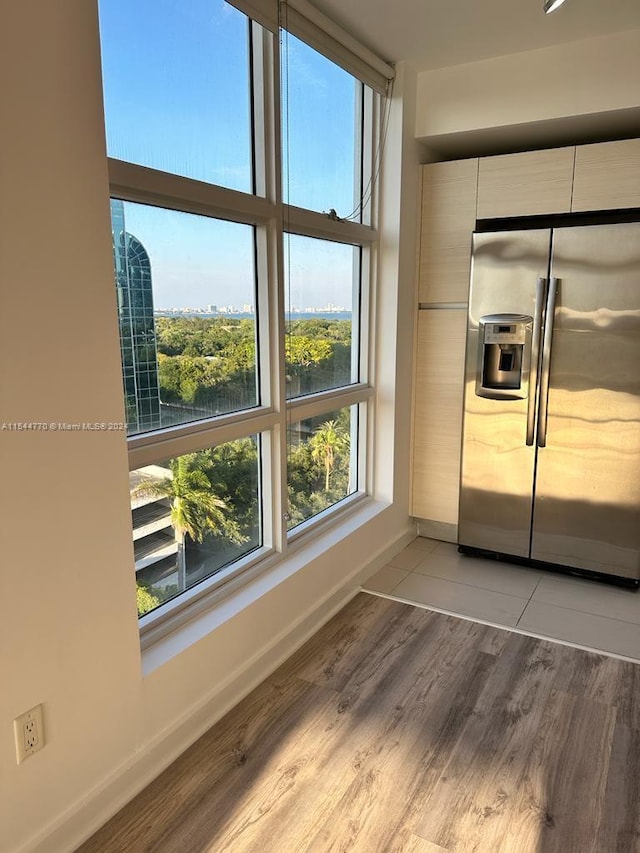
[
  {"x1": 99, "y1": 0, "x2": 253, "y2": 193},
  {"x1": 287, "y1": 406, "x2": 357, "y2": 530},
  {"x1": 281, "y1": 33, "x2": 361, "y2": 217},
  {"x1": 132, "y1": 436, "x2": 261, "y2": 617},
  {"x1": 111, "y1": 200, "x2": 258, "y2": 435},
  {"x1": 284, "y1": 234, "x2": 359, "y2": 398}
]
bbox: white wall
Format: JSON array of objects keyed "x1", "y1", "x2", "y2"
[
  {"x1": 415, "y1": 29, "x2": 640, "y2": 144},
  {"x1": 0, "y1": 3, "x2": 415, "y2": 852},
  {"x1": 376, "y1": 62, "x2": 421, "y2": 503}
]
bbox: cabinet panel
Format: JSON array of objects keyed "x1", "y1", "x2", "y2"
[
  {"x1": 572, "y1": 139, "x2": 640, "y2": 212},
  {"x1": 419, "y1": 159, "x2": 477, "y2": 304},
  {"x1": 477, "y1": 148, "x2": 574, "y2": 219},
  {"x1": 411, "y1": 309, "x2": 467, "y2": 525}
]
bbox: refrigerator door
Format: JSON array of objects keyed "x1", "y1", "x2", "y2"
[
  {"x1": 459, "y1": 230, "x2": 551, "y2": 557},
  {"x1": 531, "y1": 223, "x2": 640, "y2": 580}
]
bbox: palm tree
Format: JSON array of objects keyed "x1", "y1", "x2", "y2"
[
  {"x1": 310, "y1": 419, "x2": 350, "y2": 492},
  {"x1": 133, "y1": 451, "x2": 245, "y2": 589}
]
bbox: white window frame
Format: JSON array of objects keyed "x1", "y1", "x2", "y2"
[{"x1": 101, "y1": 7, "x2": 387, "y2": 640}]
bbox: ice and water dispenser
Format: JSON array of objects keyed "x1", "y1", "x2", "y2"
[{"x1": 475, "y1": 314, "x2": 532, "y2": 400}]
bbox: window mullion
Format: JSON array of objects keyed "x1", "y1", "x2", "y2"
[
  {"x1": 264, "y1": 213, "x2": 288, "y2": 555},
  {"x1": 283, "y1": 204, "x2": 377, "y2": 245},
  {"x1": 108, "y1": 159, "x2": 274, "y2": 226},
  {"x1": 353, "y1": 82, "x2": 364, "y2": 226},
  {"x1": 358, "y1": 399, "x2": 370, "y2": 503},
  {"x1": 246, "y1": 21, "x2": 289, "y2": 557},
  {"x1": 251, "y1": 21, "x2": 267, "y2": 199},
  {"x1": 286, "y1": 383, "x2": 372, "y2": 423},
  {"x1": 127, "y1": 410, "x2": 279, "y2": 471},
  {"x1": 351, "y1": 247, "x2": 363, "y2": 385},
  {"x1": 361, "y1": 85, "x2": 375, "y2": 228},
  {"x1": 261, "y1": 25, "x2": 289, "y2": 556},
  {"x1": 359, "y1": 245, "x2": 373, "y2": 387}
]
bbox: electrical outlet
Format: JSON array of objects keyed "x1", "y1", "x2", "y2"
[{"x1": 13, "y1": 704, "x2": 45, "y2": 764}]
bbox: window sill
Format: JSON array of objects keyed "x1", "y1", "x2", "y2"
[{"x1": 140, "y1": 495, "x2": 391, "y2": 675}]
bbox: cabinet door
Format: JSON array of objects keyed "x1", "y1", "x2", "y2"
[
  {"x1": 572, "y1": 139, "x2": 640, "y2": 212},
  {"x1": 411, "y1": 308, "x2": 466, "y2": 524},
  {"x1": 477, "y1": 148, "x2": 574, "y2": 219},
  {"x1": 418, "y1": 159, "x2": 477, "y2": 304}
]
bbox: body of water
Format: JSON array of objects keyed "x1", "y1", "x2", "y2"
[{"x1": 156, "y1": 311, "x2": 352, "y2": 321}]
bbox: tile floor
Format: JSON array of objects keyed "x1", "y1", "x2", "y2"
[{"x1": 363, "y1": 537, "x2": 640, "y2": 662}]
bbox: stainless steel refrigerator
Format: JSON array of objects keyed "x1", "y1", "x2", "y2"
[{"x1": 458, "y1": 222, "x2": 640, "y2": 584}]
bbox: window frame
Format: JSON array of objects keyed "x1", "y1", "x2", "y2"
[{"x1": 100, "y1": 9, "x2": 381, "y2": 633}]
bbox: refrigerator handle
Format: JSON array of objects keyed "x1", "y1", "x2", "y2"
[
  {"x1": 537, "y1": 276, "x2": 558, "y2": 448},
  {"x1": 526, "y1": 277, "x2": 547, "y2": 446}
]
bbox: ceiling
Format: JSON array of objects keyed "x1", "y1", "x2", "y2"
[{"x1": 308, "y1": 0, "x2": 640, "y2": 71}]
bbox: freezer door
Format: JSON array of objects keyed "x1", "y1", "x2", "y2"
[
  {"x1": 531, "y1": 223, "x2": 640, "y2": 580},
  {"x1": 459, "y1": 230, "x2": 551, "y2": 557}
]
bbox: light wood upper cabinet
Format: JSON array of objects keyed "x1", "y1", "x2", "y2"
[
  {"x1": 572, "y1": 139, "x2": 640, "y2": 212},
  {"x1": 418, "y1": 159, "x2": 478, "y2": 304},
  {"x1": 411, "y1": 309, "x2": 467, "y2": 524},
  {"x1": 477, "y1": 148, "x2": 575, "y2": 219}
]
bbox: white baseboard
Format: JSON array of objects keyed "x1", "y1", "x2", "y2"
[{"x1": 25, "y1": 523, "x2": 414, "y2": 853}]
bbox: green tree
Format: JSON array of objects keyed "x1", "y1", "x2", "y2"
[
  {"x1": 221, "y1": 337, "x2": 255, "y2": 371},
  {"x1": 289, "y1": 318, "x2": 351, "y2": 344},
  {"x1": 133, "y1": 452, "x2": 246, "y2": 589},
  {"x1": 136, "y1": 584, "x2": 160, "y2": 616},
  {"x1": 285, "y1": 335, "x2": 332, "y2": 368},
  {"x1": 157, "y1": 353, "x2": 182, "y2": 402},
  {"x1": 310, "y1": 419, "x2": 350, "y2": 491},
  {"x1": 207, "y1": 438, "x2": 259, "y2": 530}
]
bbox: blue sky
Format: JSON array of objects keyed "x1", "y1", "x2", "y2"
[{"x1": 99, "y1": 0, "x2": 359, "y2": 310}]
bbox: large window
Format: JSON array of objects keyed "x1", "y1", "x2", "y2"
[{"x1": 98, "y1": 0, "x2": 384, "y2": 622}]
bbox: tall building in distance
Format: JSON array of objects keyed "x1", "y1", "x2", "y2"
[{"x1": 110, "y1": 200, "x2": 161, "y2": 433}]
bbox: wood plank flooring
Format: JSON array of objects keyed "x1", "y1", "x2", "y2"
[{"x1": 76, "y1": 594, "x2": 640, "y2": 853}]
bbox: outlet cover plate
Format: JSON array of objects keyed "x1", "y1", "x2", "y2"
[{"x1": 14, "y1": 704, "x2": 44, "y2": 763}]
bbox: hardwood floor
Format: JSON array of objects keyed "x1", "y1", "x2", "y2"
[{"x1": 76, "y1": 594, "x2": 640, "y2": 853}]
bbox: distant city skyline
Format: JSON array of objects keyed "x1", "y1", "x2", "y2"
[
  {"x1": 153, "y1": 302, "x2": 350, "y2": 315},
  {"x1": 115, "y1": 200, "x2": 355, "y2": 313}
]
